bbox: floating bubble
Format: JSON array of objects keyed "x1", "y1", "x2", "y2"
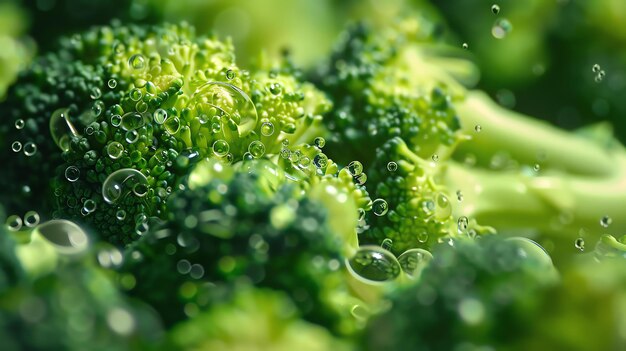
[
  {"x1": 268, "y1": 82, "x2": 282, "y2": 95},
  {"x1": 6, "y1": 215, "x2": 22, "y2": 231},
  {"x1": 212, "y1": 140, "x2": 230, "y2": 157},
  {"x1": 600, "y1": 215, "x2": 612, "y2": 228},
  {"x1": 372, "y1": 199, "x2": 389, "y2": 216},
  {"x1": 189, "y1": 81, "x2": 258, "y2": 137},
  {"x1": 50, "y1": 108, "x2": 79, "y2": 152},
  {"x1": 35, "y1": 219, "x2": 89, "y2": 255},
  {"x1": 102, "y1": 168, "x2": 149, "y2": 204},
  {"x1": 153, "y1": 109, "x2": 167, "y2": 124},
  {"x1": 23, "y1": 142, "x2": 37, "y2": 156},
  {"x1": 492, "y1": 18, "x2": 513, "y2": 39},
  {"x1": 457, "y1": 216, "x2": 469, "y2": 234},
  {"x1": 125, "y1": 130, "x2": 139, "y2": 144},
  {"x1": 108, "y1": 79, "x2": 117, "y2": 89},
  {"x1": 129, "y1": 88, "x2": 142, "y2": 101},
  {"x1": 387, "y1": 161, "x2": 398, "y2": 172},
  {"x1": 11, "y1": 141, "x2": 22, "y2": 152},
  {"x1": 491, "y1": 4, "x2": 500, "y2": 14},
  {"x1": 90, "y1": 87, "x2": 102, "y2": 100},
  {"x1": 313, "y1": 153, "x2": 328, "y2": 168},
  {"x1": 14, "y1": 119, "x2": 25, "y2": 130},
  {"x1": 347, "y1": 161, "x2": 363, "y2": 176},
  {"x1": 398, "y1": 248, "x2": 433, "y2": 278},
  {"x1": 105, "y1": 143, "x2": 125, "y2": 161},
  {"x1": 64, "y1": 166, "x2": 80, "y2": 182},
  {"x1": 248, "y1": 140, "x2": 265, "y2": 158},
  {"x1": 24, "y1": 211, "x2": 40, "y2": 227},
  {"x1": 116, "y1": 209, "x2": 127, "y2": 221},
  {"x1": 128, "y1": 54, "x2": 146, "y2": 70},
  {"x1": 354, "y1": 172, "x2": 367, "y2": 186},
  {"x1": 314, "y1": 137, "x2": 326, "y2": 148},
  {"x1": 347, "y1": 246, "x2": 401, "y2": 282}
]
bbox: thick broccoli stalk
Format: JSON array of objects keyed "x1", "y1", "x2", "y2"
[
  {"x1": 122, "y1": 159, "x2": 361, "y2": 335},
  {"x1": 0, "y1": 22, "x2": 330, "y2": 245}
]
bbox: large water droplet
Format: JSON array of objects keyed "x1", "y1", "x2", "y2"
[
  {"x1": 102, "y1": 168, "x2": 149, "y2": 204},
  {"x1": 190, "y1": 82, "x2": 258, "y2": 137},
  {"x1": 398, "y1": 248, "x2": 433, "y2": 278},
  {"x1": 372, "y1": 199, "x2": 389, "y2": 216},
  {"x1": 314, "y1": 137, "x2": 326, "y2": 148},
  {"x1": 313, "y1": 154, "x2": 328, "y2": 168},
  {"x1": 347, "y1": 246, "x2": 401, "y2": 282},
  {"x1": 120, "y1": 112, "x2": 145, "y2": 131},
  {"x1": 35, "y1": 220, "x2": 89, "y2": 255},
  {"x1": 128, "y1": 54, "x2": 146, "y2": 70},
  {"x1": 50, "y1": 108, "x2": 79, "y2": 152}
]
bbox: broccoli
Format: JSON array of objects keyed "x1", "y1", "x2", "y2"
[{"x1": 0, "y1": 1, "x2": 34, "y2": 99}]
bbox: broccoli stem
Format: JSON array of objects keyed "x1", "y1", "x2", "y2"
[{"x1": 454, "y1": 91, "x2": 617, "y2": 178}]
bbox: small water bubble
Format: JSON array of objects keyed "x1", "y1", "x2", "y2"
[
  {"x1": 116, "y1": 209, "x2": 127, "y2": 221},
  {"x1": 189, "y1": 264, "x2": 205, "y2": 279},
  {"x1": 595, "y1": 75, "x2": 603, "y2": 83},
  {"x1": 574, "y1": 237, "x2": 585, "y2": 252},
  {"x1": 432, "y1": 154, "x2": 439, "y2": 162},
  {"x1": 225, "y1": 69, "x2": 235, "y2": 80},
  {"x1": 533, "y1": 163, "x2": 540, "y2": 172},
  {"x1": 132, "y1": 183, "x2": 148, "y2": 197},
  {"x1": 492, "y1": 18, "x2": 513, "y2": 39},
  {"x1": 23, "y1": 142, "x2": 37, "y2": 156},
  {"x1": 15, "y1": 119, "x2": 25, "y2": 130},
  {"x1": 313, "y1": 153, "x2": 328, "y2": 168},
  {"x1": 268, "y1": 83, "x2": 282, "y2": 95},
  {"x1": 92, "y1": 100, "x2": 105, "y2": 116},
  {"x1": 177, "y1": 260, "x2": 191, "y2": 274},
  {"x1": 474, "y1": 124, "x2": 482, "y2": 132},
  {"x1": 372, "y1": 199, "x2": 389, "y2": 216},
  {"x1": 381, "y1": 238, "x2": 393, "y2": 251},
  {"x1": 298, "y1": 156, "x2": 311, "y2": 168},
  {"x1": 592, "y1": 64, "x2": 601, "y2": 73},
  {"x1": 456, "y1": 190, "x2": 463, "y2": 202},
  {"x1": 24, "y1": 211, "x2": 40, "y2": 227},
  {"x1": 347, "y1": 161, "x2": 363, "y2": 176},
  {"x1": 387, "y1": 161, "x2": 398, "y2": 172},
  {"x1": 491, "y1": 4, "x2": 500, "y2": 14},
  {"x1": 135, "y1": 101, "x2": 148, "y2": 113},
  {"x1": 598, "y1": 70, "x2": 606, "y2": 79},
  {"x1": 90, "y1": 87, "x2": 102, "y2": 100},
  {"x1": 354, "y1": 172, "x2": 367, "y2": 186},
  {"x1": 102, "y1": 168, "x2": 149, "y2": 204},
  {"x1": 153, "y1": 109, "x2": 168, "y2": 124},
  {"x1": 600, "y1": 215, "x2": 612, "y2": 228},
  {"x1": 164, "y1": 116, "x2": 181, "y2": 134},
  {"x1": 128, "y1": 54, "x2": 146, "y2": 70},
  {"x1": 11, "y1": 141, "x2": 22, "y2": 152},
  {"x1": 213, "y1": 140, "x2": 230, "y2": 157},
  {"x1": 6, "y1": 215, "x2": 22, "y2": 231},
  {"x1": 113, "y1": 42, "x2": 126, "y2": 55},
  {"x1": 282, "y1": 139, "x2": 290, "y2": 147},
  {"x1": 347, "y1": 246, "x2": 401, "y2": 282},
  {"x1": 125, "y1": 130, "x2": 139, "y2": 144},
  {"x1": 260, "y1": 122, "x2": 274, "y2": 136},
  {"x1": 457, "y1": 216, "x2": 469, "y2": 234},
  {"x1": 108, "y1": 79, "x2": 117, "y2": 89},
  {"x1": 314, "y1": 137, "x2": 326, "y2": 148},
  {"x1": 82, "y1": 199, "x2": 97, "y2": 214},
  {"x1": 65, "y1": 166, "x2": 80, "y2": 182},
  {"x1": 107, "y1": 142, "x2": 124, "y2": 159},
  {"x1": 111, "y1": 115, "x2": 122, "y2": 127},
  {"x1": 398, "y1": 248, "x2": 433, "y2": 278},
  {"x1": 462, "y1": 42, "x2": 469, "y2": 49},
  {"x1": 248, "y1": 141, "x2": 265, "y2": 158},
  {"x1": 417, "y1": 231, "x2": 429, "y2": 243}
]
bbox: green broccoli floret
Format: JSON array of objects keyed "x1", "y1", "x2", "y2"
[
  {"x1": 0, "y1": 22, "x2": 330, "y2": 245},
  {"x1": 364, "y1": 235, "x2": 557, "y2": 351},
  {"x1": 0, "y1": 1, "x2": 34, "y2": 99},
  {"x1": 122, "y1": 159, "x2": 362, "y2": 335},
  {"x1": 167, "y1": 287, "x2": 353, "y2": 351}
]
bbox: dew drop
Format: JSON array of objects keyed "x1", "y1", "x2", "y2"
[
  {"x1": 417, "y1": 231, "x2": 429, "y2": 243},
  {"x1": 574, "y1": 237, "x2": 585, "y2": 252},
  {"x1": 474, "y1": 124, "x2": 482, "y2": 132},
  {"x1": 23, "y1": 142, "x2": 37, "y2": 156},
  {"x1": 50, "y1": 108, "x2": 79, "y2": 152},
  {"x1": 457, "y1": 216, "x2": 469, "y2": 234},
  {"x1": 132, "y1": 183, "x2": 148, "y2": 197},
  {"x1": 491, "y1": 4, "x2": 500, "y2": 14},
  {"x1": 298, "y1": 156, "x2": 311, "y2": 168},
  {"x1": 212, "y1": 140, "x2": 230, "y2": 157},
  {"x1": 347, "y1": 246, "x2": 401, "y2": 282},
  {"x1": 354, "y1": 172, "x2": 367, "y2": 186},
  {"x1": 11, "y1": 141, "x2": 22, "y2": 152},
  {"x1": 248, "y1": 140, "x2": 265, "y2": 158},
  {"x1": 106, "y1": 142, "x2": 124, "y2": 159},
  {"x1": 398, "y1": 248, "x2": 433, "y2": 278},
  {"x1": 372, "y1": 199, "x2": 389, "y2": 216},
  {"x1": 456, "y1": 190, "x2": 463, "y2": 202},
  {"x1": 120, "y1": 112, "x2": 144, "y2": 131},
  {"x1": 313, "y1": 153, "x2": 328, "y2": 168},
  {"x1": 135, "y1": 101, "x2": 148, "y2": 113},
  {"x1": 102, "y1": 168, "x2": 149, "y2": 204},
  {"x1": 492, "y1": 18, "x2": 513, "y2": 39},
  {"x1": 533, "y1": 163, "x2": 540, "y2": 172},
  {"x1": 83, "y1": 199, "x2": 97, "y2": 214},
  {"x1": 432, "y1": 154, "x2": 439, "y2": 162},
  {"x1": 314, "y1": 137, "x2": 326, "y2": 148},
  {"x1": 434, "y1": 193, "x2": 451, "y2": 220},
  {"x1": 125, "y1": 130, "x2": 139, "y2": 144},
  {"x1": 65, "y1": 166, "x2": 80, "y2": 182},
  {"x1": 14, "y1": 119, "x2": 25, "y2": 130},
  {"x1": 225, "y1": 69, "x2": 235, "y2": 80},
  {"x1": 108, "y1": 79, "x2": 117, "y2": 89},
  {"x1": 129, "y1": 88, "x2": 142, "y2": 101},
  {"x1": 600, "y1": 215, "x2": 612, "y2": 228},
  {"x1": 92, "y1": 100, "x2": 105, "y2": 116},
  {"x1": 111, "y1": 114, "x2": 122, "y2": 127},
  {"x1": 347, "y1": 161, "x2": 363, "y2": 176},
  {"x1": 268, "y1": 83, "x2": 282, "y2": 95},
  {"x1": 387, "y1": 161, "x2": 398, "y2": 172},
  {"x1": 128, "y1": 54, "x2": 146, "y2": 70},
  {"x1": 6, "y1": 215, "x2": 22, "y2": 231},
  {"x1": 153, "y1": 109, "x2": 167, "y2": 124}
]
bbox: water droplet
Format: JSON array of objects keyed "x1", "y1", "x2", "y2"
[
  {"x1": 120, "y1": 112, "x2": 144, "y2": 131},
  {"x1": 533, "y1": 163, "x2": 540, "y2": 172},
  {"x1": 189, "y1": 264, "x2": 205, "y2": 279},
  {"x1": 462, "y1": 42, "x2": 469, "y2": 49},
  {"x1": 432, "y1": 154, "x2": 439, "y2": 162},
  {"x1": 190, "y1": 81, "x2": 258, "y2": 137},
  {"x1": 111, "y1": 114, "x2": 122, "y2": 127},
  {"x1": 129, "y1": 88, "x2": 142, "y2": 101},
  {"x1": 358, "y1": 208, "x2": 366, "y2": 221},
  {"x1": 64, "y1": 166, "x2": 80, "y2": 182},
  {"x1": 212, "y1": 140, "x2": 230, "y2": 157},
  {"x1": 108, "y1": 79, "x2": 117, "y2": 89},
  {"x1": 457, "y1": 216, "x2": 469, "y2": 234},
  {"x1": 82, "y1": 199, "x2": 97, "y2": 214},
  {"x1": 282, "y1": 139, "x2": 290, "y2": 147},
  {"x1": 50, "y1": 108, "x2": 79, "y2": 152},
  {"x1": 248, "y1": 140, "x2": 265, "y2": 158},
  {"x1": 97, "y1": 245, "x2": 123, "y2": 268},
  {"x1": 268, "y1": 83, "x2": 282, "y2": 95},
  {"x1": 128, "y1": 54, "x2": 146, "y2": 70},
  {"x1": 11, "y1": 141, "x2": 22, "y2": 152},
  {"x1": 257, "y1": 122, "x2": 273, "y2": 137},
  {"x1": 90, "y1": 87, "x2": 102, "y2": 100},
  {"x1": 347, "y1": 161, "x2": 363, "y2": 176},
  {"x1": 595, "y1": 75, "x2": 603, "y2": 83},
  {"x1": 92, "y1": 100, "x2": 105, "y2": 116},
  {"x1": 387, "y1": 161, "x2": 398, "y2": 172},
  {"x1": 132, "y1": 183, "x2": 148, "y2": 197},
  {"x1": 574, "y1": 237, "x2": 585, "y2": 252},
  {"x1": 491, "y1": 4, "x2": 500, "y2": 14},
  {"x1": 152, "y1": 109, "x2": 167, "y2": 124},
  {"x1": 35, "y1": 219, "x2": 89, "y2": 255},
  {"x1": 6, "y1": 215, "x2": 22, "y2": 231},
  {"x1": 434, "y1": 193, "x2": 451, "y2": 220},
  {"x1": 456, "y1": 190, "x2": 463, "y2": 202},
  {"x1": 106, "y1": 142, "x2": 124, "y2": 159},
  {"x1": 116, "y1": 209, "x2": 127, "y2": 221},
  {"x1": 600, "y1": 215, "x2": 612, "y2": 228},
  {"x1": 14, "y1": 119, "x2": 25, "y2": 130},
  {"x1": 135, "y1": 101, "x2": 148, "y2": 113},
  {"x1": 417, "y1": 231, "x2": 429, "y2": 243},
  {"x1": 398, "y1": 248, "x2": 433, "y2": 278},
  {"x1": 598, "y1": 70, "x2": 606, "y2": 79},
  {"x1": 225, "y1": 69, "x2": 235, "y2": 80},
  {"x1": 347, "y1": 246, "x2": 401, "y2": 282},
  {"x1": 592, "y1": 64, "x2": 601, "y2": 73},
  {"x1": 354, "y1": 172, "x2": 367, "y2": 186},
  {"x1": 164, "y1": 116, "x2": 181, "y2": 134},
  {"x1": 474, "y1": 124, "x2": 482, "y2": 132},
  {"x1": 372, "y1": 199, "x2": 388, "y2": 216},
  {"x1": 24, "y1": 211, "x2": 39, "y2": 228},
  {"x1": 314, "y1": 137, "x2": 326, "y2": 148},
  {"x1": 381, "y1": 238, "x2": 393, "y2": 251},
  {"x1": 492, "y1": 18, "x2": 512, "y2": 39},
  {"x1": 298, "y1": 156, "x2": 311, "y2": 168},
  {"x1": 125, "y1": 130, "x2": 139, "y2": 144},
  {"x1": 102, "y1": 168, "x2": 149, "y2": 204},
  {"x1": 313, "y1": 154, "x2": 328, "y2": 168},
  {"x1": 113, "y1": 42, "x2": 126, "y2": 55},
  {"x1": 23, "y1": 142, "x2": 37, "y2": 156}
]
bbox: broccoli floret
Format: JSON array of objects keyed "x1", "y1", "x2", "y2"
[
  {"x1": 0, "y1": 22, "x2": 330, "y2": 245},
  {"x1": 122, "y1": 159, "x2": 359, "y2": 334}
]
